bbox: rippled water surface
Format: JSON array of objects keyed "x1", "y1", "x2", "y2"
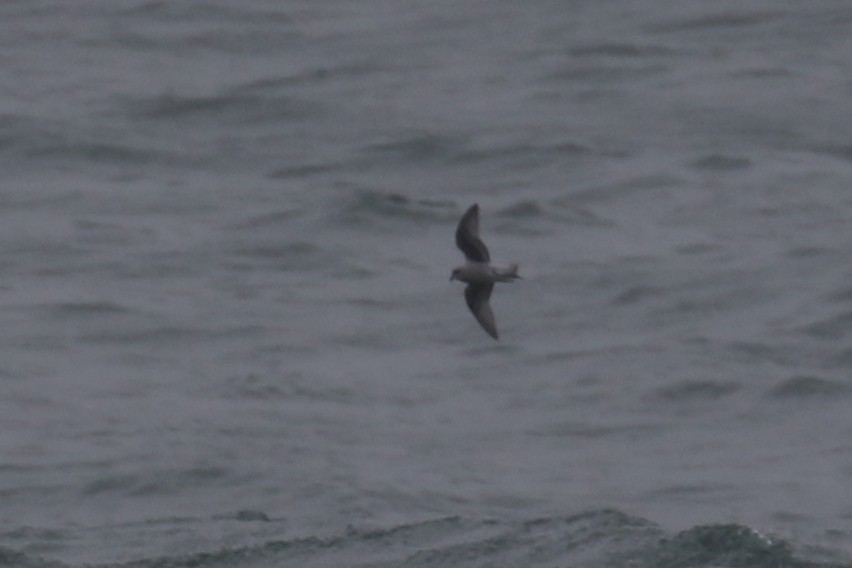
[{"x1": 3, "y1": 1, "x2": 852, "y2": 566}]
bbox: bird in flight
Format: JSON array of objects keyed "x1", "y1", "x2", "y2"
[{"x1": 450, "y1": 204, "x2": 520, "y2": 339}]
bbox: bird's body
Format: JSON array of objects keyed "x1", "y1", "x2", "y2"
[
  {"x1": 450, "y1": 204, "x2": 520, "y2": 339},
  {"x1": 452, "y1": 262, "x2": 520, "y2": 285}
]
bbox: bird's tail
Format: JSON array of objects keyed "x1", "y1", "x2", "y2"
[{"x1": 496, "y1": 263, "x2": 521, "y2": 281}]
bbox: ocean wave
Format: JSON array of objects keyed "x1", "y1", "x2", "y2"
[
  {"x1": 122, "y1": 91, "x2": 318, "y2": 126},
  {"x1": 50, "y1": 510, "x2": 841, "y2": 568},
  {"x1": 768, "y1": 375, "x2": 852, "y2": 400},
  {"x1": 337, "y1": 190, "x2": 455, "y2": 229},
  {"x1": 0, "y1": 116, "x2": 164, "y2": 168}
]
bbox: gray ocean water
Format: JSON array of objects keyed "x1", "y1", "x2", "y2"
[{"x1": 3, "y1": 1, "x2": 852, "y2": 566}]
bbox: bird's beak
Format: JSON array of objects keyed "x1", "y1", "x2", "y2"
[{"x1": 449, "y1": 273, "x2": 456, "y2": 281}]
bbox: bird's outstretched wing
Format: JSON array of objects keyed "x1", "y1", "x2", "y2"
[
  {"x1": 464, "y1": 282, "x2": 498, "y2": 339},
  {"x1": 455, "y1": 204, "x2": 490, "y2": 263}
]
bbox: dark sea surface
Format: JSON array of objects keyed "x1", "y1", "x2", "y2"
[{"x1": 3, "y1": 1, "x2": 852, "y2": 566}]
